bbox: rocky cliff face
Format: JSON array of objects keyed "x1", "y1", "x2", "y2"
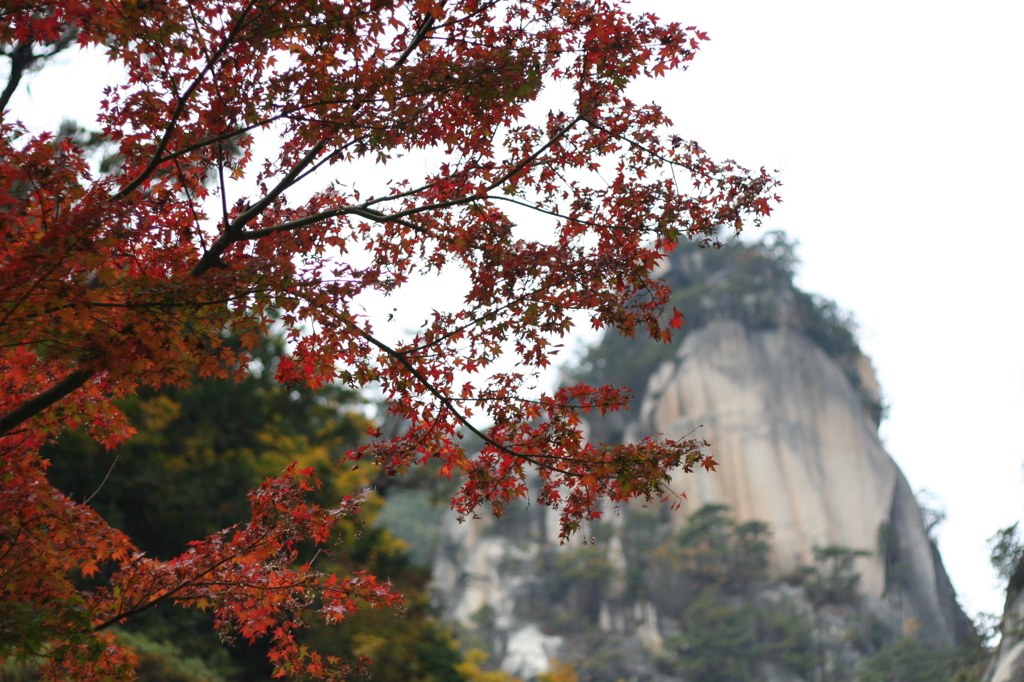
[
  {"x1": 418, "y1": 237, "x2": 974, "y2": 681},
  {"x1": 633, "y1": 319, "x2": 969, "y2": 648}
]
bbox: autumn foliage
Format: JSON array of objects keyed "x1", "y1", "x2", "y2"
[{"x1": 1, "y1": 0, "x2": 777, "y2": 677}]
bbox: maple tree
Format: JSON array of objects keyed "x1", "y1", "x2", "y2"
[
  {"x1": 40, "y1": 340, "x2": 466, "y2": 681},
  {"x1": 1, "y1": 0, "x2": 778, "y2": 678}
]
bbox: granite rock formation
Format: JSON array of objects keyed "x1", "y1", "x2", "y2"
[
  {"x1": 633, "y1": 319, "x2": 969, "y2": 648},
  {"x1": 411, "y1": 236, "x2": 975, "y2": 680}
]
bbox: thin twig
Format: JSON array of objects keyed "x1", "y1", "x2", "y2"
[{"x1": 83, "y1": 454, "x2": 119, "y2": 505}]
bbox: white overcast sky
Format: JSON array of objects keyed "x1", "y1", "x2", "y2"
[
  {"x1": 628, "y1": 0, "x2": 1024, "y2": 618},
  {"x1": 9, "y1": 0, "x2": 1023, "y2": 619}
]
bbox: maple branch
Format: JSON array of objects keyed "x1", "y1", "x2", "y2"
[
  {"x1": 446, "y1": 393, "x2": 629, "y2": 409},
  {"x1": 484, "y1": 120, "x2": 583, "y2": 192},
  {"x1": 1, "y1": 27, "x2": 78, "y2": 112},
  {"x1": 354, "y1": 327, "x2": 577, "y2": 477},
  {"x1": 357, "y1": 329, "x2": 509, "y2": 446},
  {"x1": 290, "y1": 137, "x2": 365, "y2": 185},
  {"x1": 0, "y1": 239, "x2": 79, "y2": 331},
  {"x1": 0, "y1": 368, "x2": 94, "y2": 437},
  {"x1": 232, "y1": 141, "x2": 328, "y2": 230},
  {"x1": 366, "y1": 115, "x2": 583, "y2": 223},
  {"x1": 150, "y1": 107, "x2": 367, "y2": 167},
  {"x1": 92, "y1": 560, "x2": 233, "y2": 632},
  {"x1": 392, "y1": 278, "x2": 574, "y2": 359},
  {"x1": 190, "y1": 140, "x2": 327, "y2": 276},
  {"x1": 331, "y1": 115, "x2": 579, "y2": 221},
  {"x1": 0, "y1": 512, "x2": 28, "y2": 568},
  {"x1": 173, "y1": 157, "x2": 208, "y2": 252},
  {"x1": 358, "y1": 324, "x2": 684, "y2": 479},
  {"x1": 176, "y1": 1, "x2": 440, "y2": 218},
  {"x1": 217, "y1": 143, "x2": 230, "y2": 232},
  {"x1": 581, "y1": 117, "x2": 730, "y2": 181},
  {"x1": 393, "y1": 12, "x2": 436, "y2": 70},
  {"x1": 427, "y1": 0, "x2": 501, "y2": 32},
  {"x1": 113, "y1": 0, "x2": 258, "y2": 201},
  {"x1": 93, "y1": 529, "x2": 278, "y2": 632},
  {"x1": 397, "y1": 300, "x2": 527, "y2": 356},
  {"x1": 487, "y1": 194, "x2": 630, "y2": 232},
  {"x1": 0, "y1": 42, "x2": 31, "y2": 113},
  {"x1": 238, "y1": 203, "x2": 425, "y2": 240}
]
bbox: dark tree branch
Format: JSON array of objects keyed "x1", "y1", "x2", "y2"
[
  {"x1": 237, "y1": 203, "x2": 424, "y2": 240},
  {"x1": 0, "y1": 42, "x2": 32, "y2": 112},
  {"x1": 0, "y1": 368, "x2": 94, "y2": 437},
  {"x1": 189, "y1": 138, "x2": 329, "y2": 276},
  {"x1": 1, "y1": 25, "x2": 78, "y2": 112},
  {"x1": 392, "y1": 12, "x2": 436, "y2": 71}
]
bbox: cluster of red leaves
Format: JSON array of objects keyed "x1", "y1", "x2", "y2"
[
  {"x1": 95, "y1": 464, "x2": 398, "y2": 681},
  {"x1": 0, "y1": 435, "x2": 137, "y2": 679},
  {"x1": 1, "y1": 434, "x2": 397, "y2": 679},
  {"x1": 2, "y1": 0, "x2": 776, "y2": 676}
]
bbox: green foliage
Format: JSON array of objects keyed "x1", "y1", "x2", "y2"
[
  {"x1": 797, "y1": 545, "x2": 872, "y2": 607},
  {"x1": 877, "y1": 521, "x2": 909, "y2": 593},
  {"x1": 666, "y1": 590, "x2": 815, "y2": 682},
  {"x1": 450, "y1": 501, "x2": 993, "y2": 682},
  {"x1": 522, "y1": 505, "x2": 774, "y2": 644},
  {"x1": 619, "y1": 511, "x2": 665, "y2": 601},
  {"x1": 564, "y1": 631, "x2": 632, "y2": 682},
  {"x1": 792, "y1": 289, "x2": 859, "y2": 360},
  {"x1": 752, "y1": 601, "x2": 817, "y2": 676},
  {"x1": 470, "y1": 499, "x2": 989, "y2": 682},
  {"x1": 115, "y1": 630, "x2": 232, "y2": 682},
  {"x1": 525, "y1": 544, "x2": 621, "y2": 631},
  {"x1": 654, "y1": 505, "x2": 771, "y2": 596},
  {"x1": 0, "y1": 624, "x2": 237, "y2": 682},
  {"x1": 856, "y1": 635, "x2": 956, "y2": 682},
  {"x1": 988, "y1": 523, "x2": 1024, "y2": 587},
  {"x1": 670, "y1": 591, "x2": 755, "y2": 682},
  {"x1": 375, "y1": 488, "x2": 449, "y2": 566},
  {"x1": 555, "y1": 545, "x2": 618, "y2": 585}
]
